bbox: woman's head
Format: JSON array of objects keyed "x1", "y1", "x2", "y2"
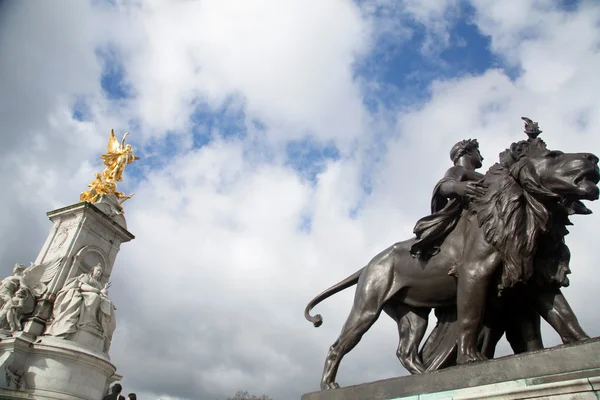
[{"x1": 90, "y1": 264, "x2": 103, "y2": 280}]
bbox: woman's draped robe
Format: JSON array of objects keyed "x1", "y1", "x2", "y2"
[
  {"x1": 410, "y1": 174, "x2": 467, "y2": 259},
  {"x1": 409, "y1": 168, "x2": 482, "y2": 370},
  {"x1": 46, "y1": 274, "x2": 116, "y2": 352}
]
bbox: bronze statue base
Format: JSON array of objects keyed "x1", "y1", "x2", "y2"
[{"x1": 302, "y1": 337, "x2": 600, "y2": 400}]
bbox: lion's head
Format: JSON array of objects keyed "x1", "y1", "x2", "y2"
[{"x1": 472, "y1": 137, "x2": 599, "y2": 291}]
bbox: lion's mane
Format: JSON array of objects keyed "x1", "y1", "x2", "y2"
[{"x1": 471, "y1": 155, "x2": 564, "y2": 291}]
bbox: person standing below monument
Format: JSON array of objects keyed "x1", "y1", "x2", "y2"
[
  {"x1": 410, "y1": 139, "x2": 487, "y2": 259},
  {"x1": 103, "y1": 383, "x2": 126, "y2": 400}
]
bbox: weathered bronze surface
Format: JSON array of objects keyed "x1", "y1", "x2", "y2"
[{"x1": 305, "y1": 117, "x2": 600, "y2": 390}]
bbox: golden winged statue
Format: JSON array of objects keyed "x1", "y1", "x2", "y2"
[
  {"x1": 80, "y1": 130, "x2": 140, "y2": 205},
  {"x1": 101, "y1": 129, "x2": 140, "y2": 182}
]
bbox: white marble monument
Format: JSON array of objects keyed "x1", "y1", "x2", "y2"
[{"x1": 0, "y1": 130, "x2": 138, "y2": 400}]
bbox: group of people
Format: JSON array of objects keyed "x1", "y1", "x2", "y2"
[{"x1": 104, "y1": 383, "x2": 136, "y2": 400}]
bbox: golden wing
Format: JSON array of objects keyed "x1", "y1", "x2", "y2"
[
  {"x1": 106, "y1": 129, "x2": 121, "y2": 154},
  {"x1": 120, "y1": 131, "x2": 130, "y2": 149},
  {"x1": 101, "y1": 152, "x2": 120, "y2": 163}
]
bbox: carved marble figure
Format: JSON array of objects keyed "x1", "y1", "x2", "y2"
[
  {"x1": 0, "y1": 287, "x2": 28, "y2": 332},
  {"x1": 0, "y1": 264, "x2": 26, "y2": 309},
  {"x1": 46, "y1": 264, "x2": 116, "y2": 352},
  {"x1": 0, "y1": 263, "x2": 47, "y2": 334},
  {"x1": 305, "y1": 118, "x2": 600, "y2": 390}
]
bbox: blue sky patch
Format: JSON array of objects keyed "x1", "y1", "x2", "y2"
[
  {"x1": 190, "y1": 95, "x2": 248, "y2": 149},
  {"x1": 137, "y1": 130, "x2": 189, "y2": 174},
  {"x1": 72, "y1": 95, "x2": 91, "y2": 122},
  {"x1": 557, "y1": 0, "x2": 581, "y2": 12},
  {"x1": 285, "y1": 138, "x2": 341, "y2": 184},
  {"x1": 297, "y1": 213, "x2": 312, "y2": 234},
  {"x1": 442, "y1": 4, "x2": 496, "y2": 76},
  {"x1": 356, "y1": 1, "x2": 497, "y2": 113},
  {"x1": 96, "y1": 45, "x2": 132, "y2": 101}
]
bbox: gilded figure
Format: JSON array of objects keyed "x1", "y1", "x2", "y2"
[
  {"x1": 80, "y1": 129, "x2": 139, "y2": 205},
  {"x1": 101, "y1": 129, "x2": 140, "y2": 183}
]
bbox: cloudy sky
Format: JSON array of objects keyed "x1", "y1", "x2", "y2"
[{"x1": 2, "y1": 0, "x2": 600, "y2": 399}]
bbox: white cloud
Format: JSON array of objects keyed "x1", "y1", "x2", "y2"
[
  {"x1": 402, "y1": 0, "x2": 460, "y2": 53},
  {"x1": 118, "y1": 0, "x2": 372, "y2": 147},
  {"x1": 0, "y1": 0, "x2": 129, "y2": 262}
]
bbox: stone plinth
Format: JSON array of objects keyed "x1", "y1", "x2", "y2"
[
  {"x1": 0, "y1": 332, "x2": 116, "y2": 400},
  {"x1": 0, "y1": 389, "x2": 30, "y2": 399},
  {"x1": 302, "y1": 337, "x2": 600, "y2": 400}
]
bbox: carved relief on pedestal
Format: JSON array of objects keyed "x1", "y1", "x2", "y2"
[
  {"x1": 49, "y1": 229, "x2": 68, "y2": 252},
  {"x1": 59, "y1": 216, "x2": 80, "y2": 231},
  {"x1": 4, "y1": 365, "x2": 26, "y2": 390},
  {"x1": 44, "y1": 217, "x2": 80, "y2": 261}
]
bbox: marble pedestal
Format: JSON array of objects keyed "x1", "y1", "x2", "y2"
[
  {"x1": 0, "y1": 333, "x2": 117, "y2": 400},
  {"x1": 0, "y1": 195, "x2": 134, "y2": 399},
  {"x1": 302, "y1": 337, "x2": 600, "y2": 400}
]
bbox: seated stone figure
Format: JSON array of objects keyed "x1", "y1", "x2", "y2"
[{"x1": 46, "y1": 264, "x2": 116, "y2": 352}]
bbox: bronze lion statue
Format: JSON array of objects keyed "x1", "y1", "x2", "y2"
[{"x1": 305, "y1": 134, "x2": 599, "y2": 390}]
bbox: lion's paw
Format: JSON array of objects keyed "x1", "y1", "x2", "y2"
[
  {"x1": 457, "y1": 350, "x2": 487, "y2": 365},
  {"x1": 320, "y1": 382, "x2": 340, "y2": 391}
]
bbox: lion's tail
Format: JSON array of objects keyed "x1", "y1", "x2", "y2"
[{"x1": 304, "y1": 267, "x2": 365, "y2": 327}]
